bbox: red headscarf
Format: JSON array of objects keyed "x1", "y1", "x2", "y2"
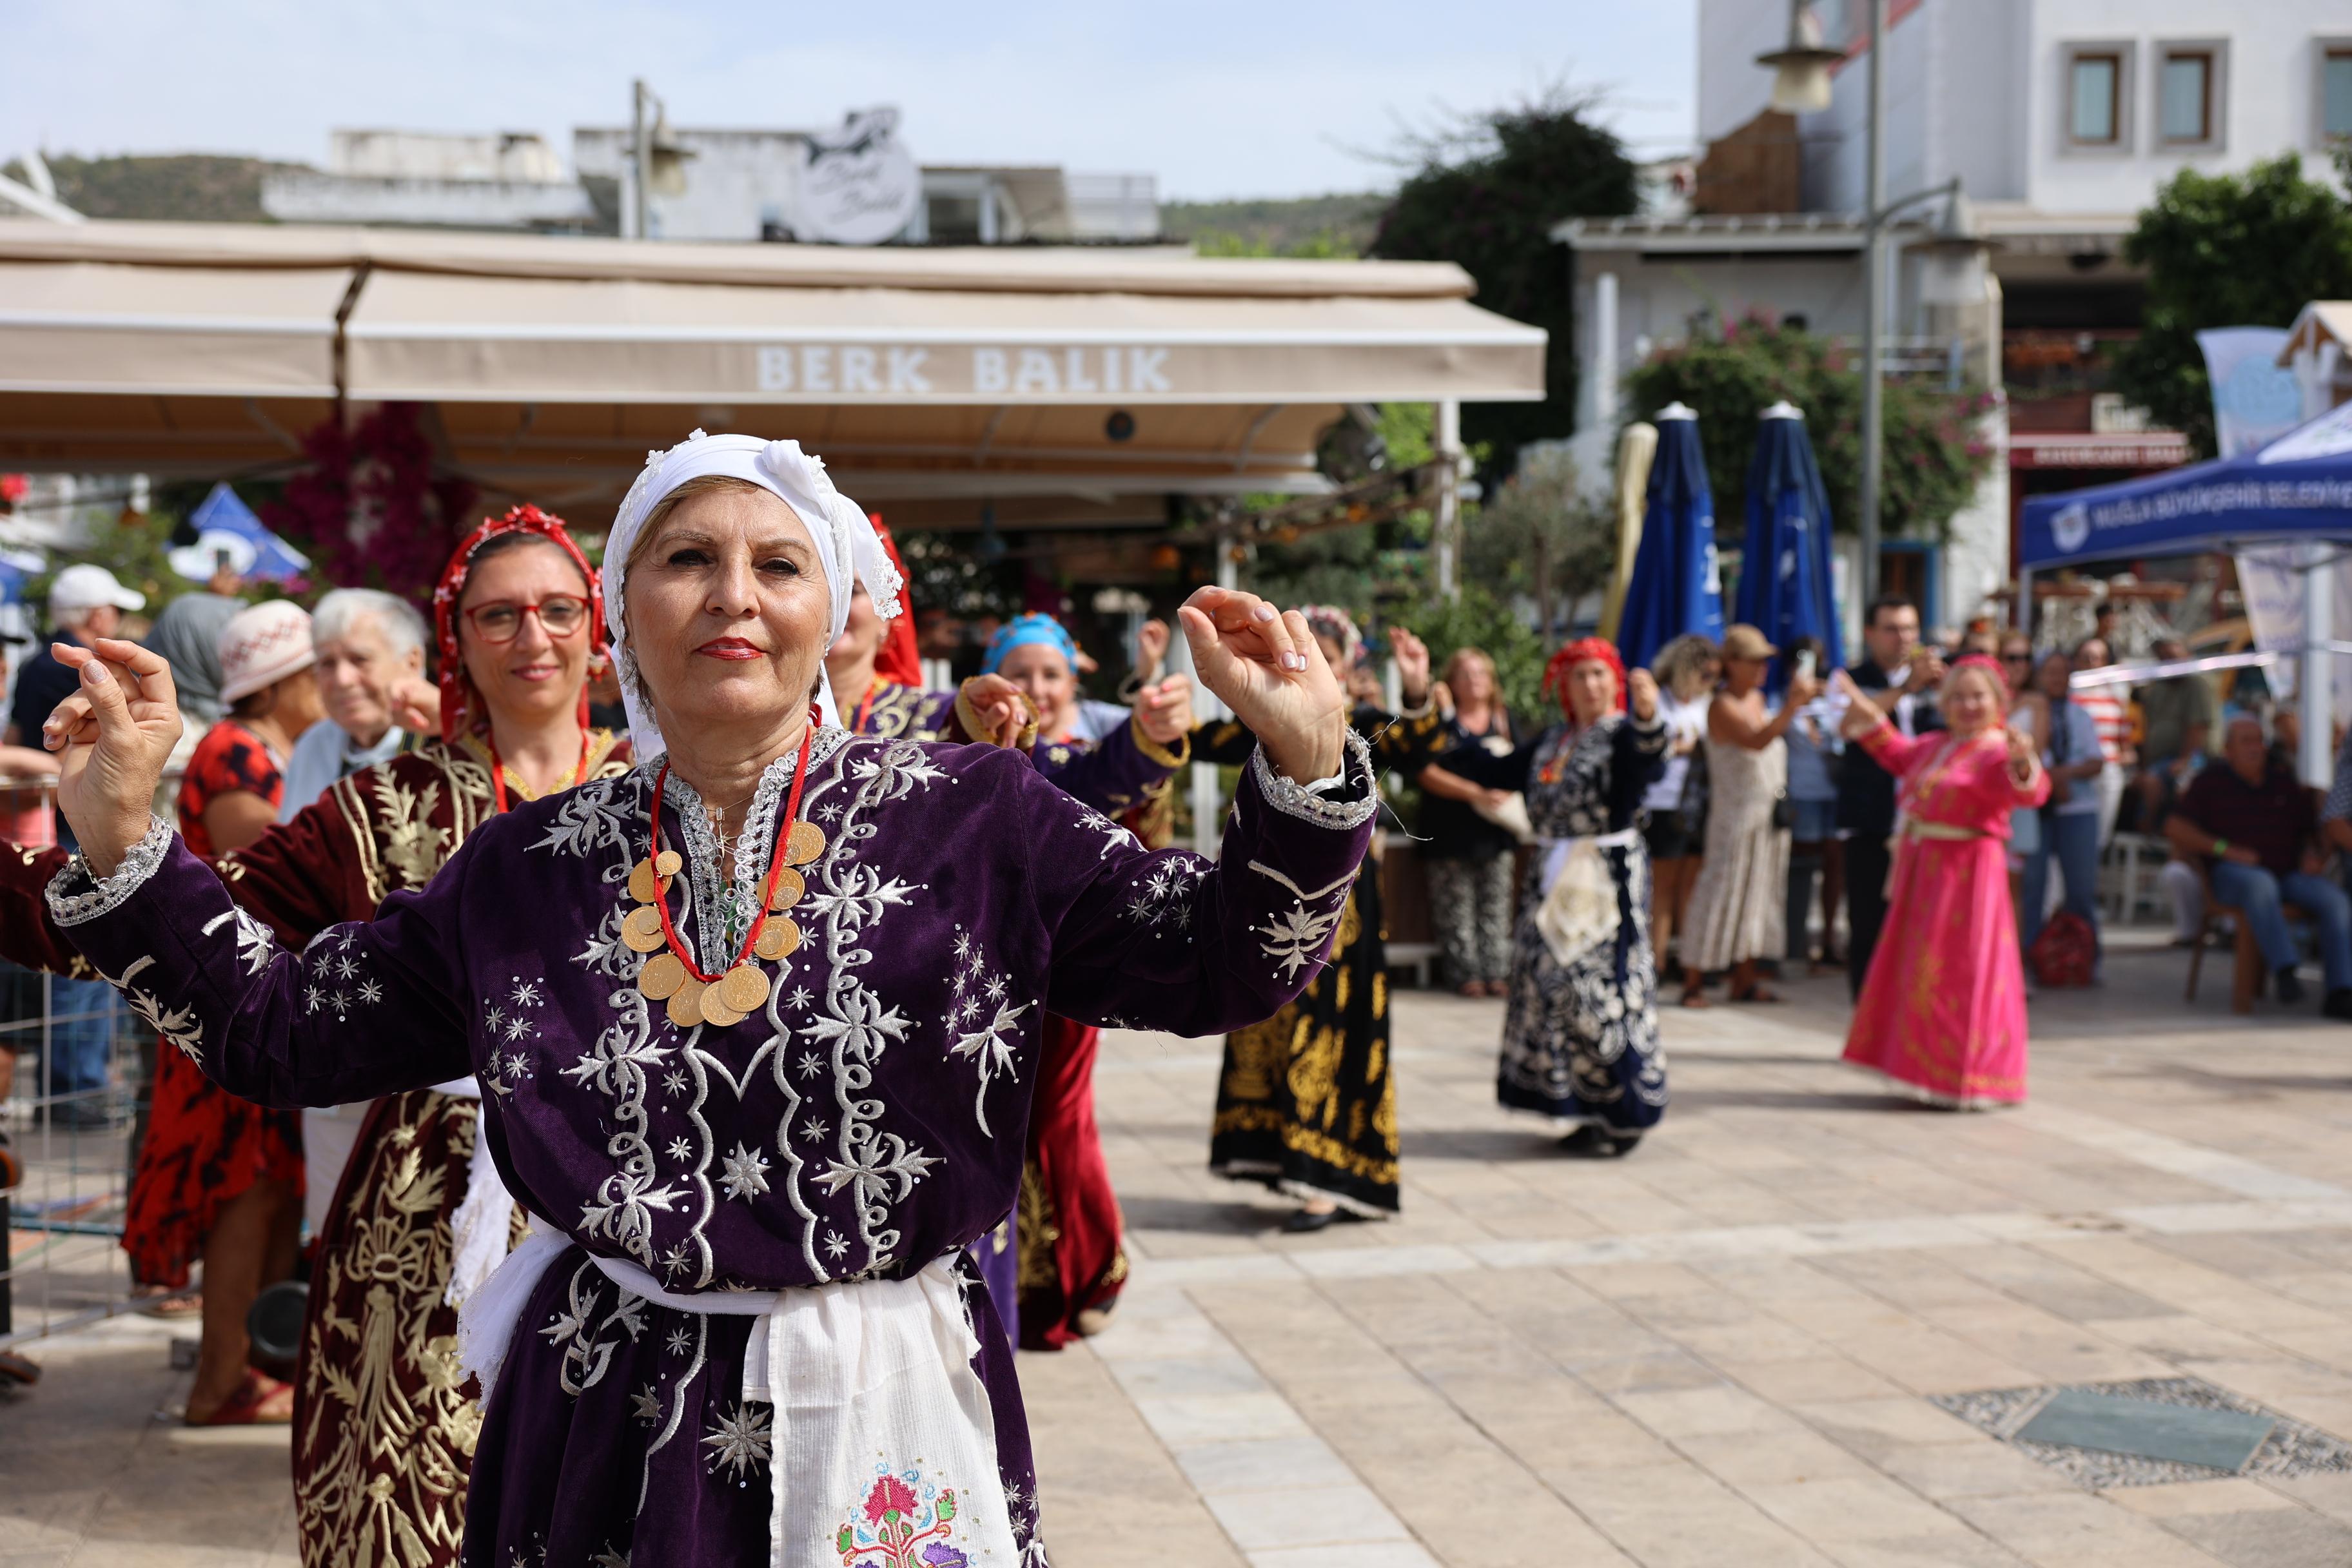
[
  {"x1": 430, "y1": 504, "x2": 603, "y2": 743},
  {"x1": 1544, "y1": 637, "x2": 1627, "y2": 720},
  {"x1": 868, "y1": 513, "x2": 923, "y2": 689},
  {"x1": 1951, "y1": 652, "x2": 2005, "y2": 681}
]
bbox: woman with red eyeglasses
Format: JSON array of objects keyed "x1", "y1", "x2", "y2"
[{"x1": 0, "y1": 508, "x2": 627, "y2": 1563}]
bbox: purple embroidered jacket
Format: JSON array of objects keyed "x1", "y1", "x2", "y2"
[{"x1": 50, "y1": 726, "x2": 1374, "y2": 1567}]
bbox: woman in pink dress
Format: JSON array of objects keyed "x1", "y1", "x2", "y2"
[{"x1": 1833, "y1": 655, "x2": 2049, "y2": 1108}]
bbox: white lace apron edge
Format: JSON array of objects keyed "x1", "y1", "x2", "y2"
[{"x1": 1534, "y1": 827, "x2": 1642, "y2": 967}]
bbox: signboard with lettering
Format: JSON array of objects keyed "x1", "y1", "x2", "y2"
[
  {"x1": 798, "y1": 110, "x2": 921, "y2": 246},
  {"x1": 754, "y1": 344, "x2": 1173, "y2": 397}
]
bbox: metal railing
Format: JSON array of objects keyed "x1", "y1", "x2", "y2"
[{"x1": 0, "y1": 777, "x2": 159, "y2": 1349}]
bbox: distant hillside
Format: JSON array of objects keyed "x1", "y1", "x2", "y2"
[
  {"x1": 1161, "y1": 192, "x2": 1388, "y2": 257},
  {"x1": 0, "y1": 155, "x2": 308, "y2": 222}
]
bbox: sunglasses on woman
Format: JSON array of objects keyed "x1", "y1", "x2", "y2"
[{"x1": 463, "y1": 595, "x2": 590, "y2": 643}]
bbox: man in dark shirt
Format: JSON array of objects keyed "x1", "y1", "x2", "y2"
[
  {"x1": 1835, "y1": 595, "x2": 1945, "y2": 997},
  {"x1": 3, "y1": 563, "x2": 144, "y2": 1126},
  {"x1": 5, "y1": 564, "x2": 145, "y2": 759},
  {"x1": 2170, "y1": 714, "x2": 2352, "y2": 1017}
]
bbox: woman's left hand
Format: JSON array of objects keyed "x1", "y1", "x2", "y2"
[
  {"x1": 1391, "y1": 627, "x2": 1431, "y2": 705},
  {"x1": 1134, "y1": 674, "x2": 1194, "y2": 744},
  {"x1": 387, "y1": 678, "x2": 442, "y2": 735},
  {"x1": 1177, "y1": 587, "x2": 1346, "y2": 784},
  {"x1": 1627, "y1": 667, "x2": 1660, "y2": 722}
]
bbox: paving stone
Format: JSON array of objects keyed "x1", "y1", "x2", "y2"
[{"x1": 2144, "y1": 1507, "x2": 2352, "y2": 1568}]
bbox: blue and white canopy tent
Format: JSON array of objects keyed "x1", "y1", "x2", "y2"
[
  {"x1": 2020, "y1": 400, "x2": 2352, "y2": 784},
  {"x1": 168, "y1": 482, "x2": 309, "y2": 584}
]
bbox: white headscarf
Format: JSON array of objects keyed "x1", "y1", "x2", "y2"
[{"x1": 604, "y1": 430, "x2": 905, "y2": 758}]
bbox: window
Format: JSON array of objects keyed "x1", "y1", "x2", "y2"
[
  {"x1": 2326, "y1": 48, "x2": 2352, "y2": 142},
  {"x1": 2070, "y1": 52, "x2": 2122, "y2": 143},
  {"x1": 2160, "y1": 50, "x2": 2213, "y2": 142}
]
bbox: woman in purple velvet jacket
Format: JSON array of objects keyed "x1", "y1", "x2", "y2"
[{"x1": 34, "y1": 431, "x2": 1375, "y2": 1568}]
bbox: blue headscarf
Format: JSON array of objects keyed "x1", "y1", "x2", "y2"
[{"x1": 980, "y1": 612, "x2": 1081, "y2": 676}]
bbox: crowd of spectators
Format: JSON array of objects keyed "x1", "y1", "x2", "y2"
[{"x1": 1408, "y1": 596, "x2": 2352, "y2": 1026}]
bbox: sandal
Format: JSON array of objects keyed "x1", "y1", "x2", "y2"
[
  {"x1": 186, "y1": 1368, "x2": 294, "y2": 1427},
  {"x1": 137, "y1": 1286, "x2": 202, "y2": 1320},
  {"x1": 1678, "y1": 987, "x2": 1710, "y2": 1009},
  {"x1": 1729, "y1": 984, "x2": 1783, "y2": 1004}
]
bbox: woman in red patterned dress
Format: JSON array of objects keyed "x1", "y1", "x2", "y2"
[{"x1": 130, "y1": 598, "x2": 322, "y2": 1424}]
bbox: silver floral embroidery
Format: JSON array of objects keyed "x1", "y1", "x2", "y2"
[
  {"x1": 945, "y1": 925, "x2": 1026, "y2": 1137},
  {"x1": 1246, "y1": 862, "x2": 1357, "y2": 980},
  {"x1": 701, "y1": 1401, "x2": 773, "y2": 1482},
  {"x1": 538, "y1": 1261, "x2": 645, "y2": 1396},
  {"x1": 202, "y1": 905, "x2": 279, "y2": 975},
  {"x1": 106, "y1": 954, "x2": 205, "y2": 1065},
  {"x1": 1122, "y1": 856, "x2": 1211, "y2": 932}
]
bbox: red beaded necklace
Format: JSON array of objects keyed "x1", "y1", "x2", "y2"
[{"x1": 647, "y1": 721, "x2": 812, "y2": 984}]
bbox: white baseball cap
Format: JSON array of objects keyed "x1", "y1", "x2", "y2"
[{"x1": 48, "y1": 563, "x2": 146, "y2": 618}]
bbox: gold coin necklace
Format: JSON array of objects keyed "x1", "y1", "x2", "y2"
[{"x1": 629, "y1": 723, "x2": 823, "y2": 1029}]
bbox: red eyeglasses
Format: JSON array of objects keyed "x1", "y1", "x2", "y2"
[{"x1": 462, "y1": 595, "x2": 590, "y2": 643}]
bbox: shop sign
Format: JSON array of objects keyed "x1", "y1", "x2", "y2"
[{"x1": 754, "y1": 344, "x2": 1175, "y2": 397}]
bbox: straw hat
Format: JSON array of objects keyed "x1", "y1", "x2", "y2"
[
  {"x1": 1720, "y1": 623, "x2": 1779, "y2": 662},
  {"x1": 217, "y1": 600, "x2": 316, "y2": 705}
]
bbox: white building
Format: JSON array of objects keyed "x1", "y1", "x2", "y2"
[
  {"x1": 263, "y1": 130, "x2": 597, "y2": 231},
  {"x1": 1559, "y1": 0, "x2": 2349, "y2": 632},
  {"x1": 571, "y1": 127, "x2": 1160, "y2": 246},
  {"x1": 1700, "y1": 0, "x2": 2352, "y2": 226},
  {"x1": 263, "y1": 123, "x2": 1161, "y2": 247}
]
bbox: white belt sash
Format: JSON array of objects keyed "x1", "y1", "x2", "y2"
[
  {"x1": 455, "y1": 1221, "x2": 1017, "y2": 1568},
  {"x1": 1534, "y1": 827, "x2": 1642, "y2": 966}
]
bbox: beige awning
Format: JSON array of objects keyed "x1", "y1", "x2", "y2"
[
  {"x1": 345, "y1": 270, "x2": 1542, "y2": 407},
  {"x1": 0, "y1": 219, "x2": 1544, "y2": 514}
]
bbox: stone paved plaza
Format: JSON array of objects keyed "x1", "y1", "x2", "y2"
[{"x1": 13, "y1": 931, "x2": 2352, "y2": 1566}]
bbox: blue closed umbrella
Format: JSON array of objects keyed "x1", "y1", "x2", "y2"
[
  {"x1": 1615, "y1": 403, "x2": 1723, "y2": 673},
  {"x1": 1736, "y1": 401, "x2": 1844, "y2": 689}
]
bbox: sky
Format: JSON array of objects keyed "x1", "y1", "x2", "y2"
[{"x1": 4, "y1": 0, "x2": 1698, "y2": 200}]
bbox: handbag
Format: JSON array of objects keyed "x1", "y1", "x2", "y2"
[
  {"x1": 1771, "y1": 789, "x2": 1795, "y2": 831},
  {"x1": 2028, "y1": 909, "x2": 2097, "y2": 987}
]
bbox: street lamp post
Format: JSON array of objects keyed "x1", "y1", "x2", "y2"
[
  {"x1": 1759, "y1": 0, "x2": 1970, "y2": 604},
  {"x1": 1857, "y1": 0, "x2": 1886, "y2": 602}
]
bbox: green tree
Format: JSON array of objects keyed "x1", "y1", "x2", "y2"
[
  {"x1": 1396, "y1": 583, "x2": 1550, "y2": 721},
  {"x1": 1463, "y1": 444, "x2": 1616, "y2": 643},
  {"x1": 1367, "y1": 90, "x2": 1641, "y2": 463},
  {"x1": 2112, "y1": 153, "x2": 2352, "y2": 458},
  {"x1": 1622, "y1": 317, "x2": 1994, "y2": 542}
]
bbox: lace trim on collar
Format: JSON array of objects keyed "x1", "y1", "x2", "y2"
[{"x1": 637, "y1": 727, "x2": 850, "y2": 964}]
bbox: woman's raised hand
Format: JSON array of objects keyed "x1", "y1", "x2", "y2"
[
  {"x1": 41, "y1": 638, "x2": 182, "y2": 876},
  {"x1": 1627, "y1": 667, "x2": 1660, "y2": 722},
  {"x1": 387, "y1": 677, "x2": 442, "y2": 736},
  {"x1": 1389, "y1": 627, "x2": 1431, "y2": 703},
  {"x1": 1828, "y1": 668, "x2": 1883, "y2": 740},
  {"x1": 1176, "y1": 587, "x2": 1346, "y2": 784},
  {"x1": 957, "y1": 673, "x2": 1032, "y2": 748},
  {"x1": 1134, "y1": 674, "x2": 1194, "y2": 745},
  {"x1": 1133, "y1": 618, "x2": 1171, "y2": 684}
]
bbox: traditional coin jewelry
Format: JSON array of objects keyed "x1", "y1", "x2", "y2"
[{"x1": 628, "y1": 722, "x2": 820, "y2": 1028}]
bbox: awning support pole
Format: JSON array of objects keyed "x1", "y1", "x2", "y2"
[
  {"x1": 1191, "y1": 524, "x2": 1242, "y2": 857},
  {"x1": 2304, "y1": 543, "x2": 2333, "y2": 789},
  {"x1": 1435, "y1": 398, "x2": 1462, "y2": 600}
]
